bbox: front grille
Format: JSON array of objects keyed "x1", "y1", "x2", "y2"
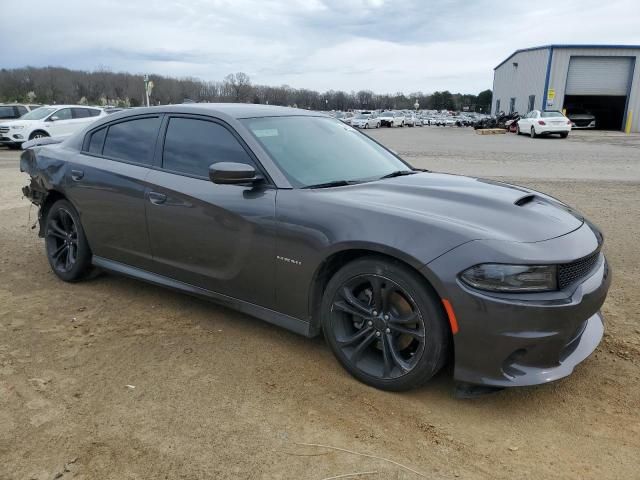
[
  {"x1": 558, "y1": 250, "x2": 601, "y2": 289},
  {"x1": 573, "y1": 119, "x2": 593, "y2": 127},
  {"x1": 0, "y1": 127, "x2": 9, "y2": 134}
]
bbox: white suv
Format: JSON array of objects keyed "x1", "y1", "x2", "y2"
[{"x1": 0, "y1": 105, "x2": 105, "y2": 149}]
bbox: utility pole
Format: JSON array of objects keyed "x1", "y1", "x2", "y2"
[{"x1": 143, "y1": 74, "x2": 154, "y2": 107}]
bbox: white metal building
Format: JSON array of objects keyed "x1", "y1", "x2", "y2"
[{"x1": 492, "y1": 45, "x2": 640, "y2": 132}]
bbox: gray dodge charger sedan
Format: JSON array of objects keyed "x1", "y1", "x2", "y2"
[{"x1": 20, "y1": 104, "x2": 610, "y2": 392}]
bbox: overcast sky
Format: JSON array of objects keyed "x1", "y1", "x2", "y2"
[{"x1": 2, "y1": 0, "x2": 639, "y2": 94}]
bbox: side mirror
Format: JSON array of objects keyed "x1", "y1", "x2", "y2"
[
  {"x1": 49, "y1": 116, "x2": 59, "y2": 122},
  {"x1": 209, "y1": 162, "x2": 262, "y2": 185}
]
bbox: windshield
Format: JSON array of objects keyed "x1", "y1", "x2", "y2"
[
  {"x1": 20, "y1": 107, "x2": 57, "y2": 120},
  {"x1": 241, "y1": 116, "x2": 411, "y2": 188},
  {"x1": 380, "y1": 111, "x2": 394, "y2": 117},
  {"x1": 354, "y1": 114, "x2": 370, "y2": 119},
  {"x1": 541, "y1": 111, "x2": 565, "y2": 118}
]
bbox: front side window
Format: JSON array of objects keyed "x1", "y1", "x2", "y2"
[
  {"x1": 241, "y1": 116, "x2": 410, "y2": 188},
  {"x1": 102, "y1": 117, "x2": 160, "y2": 165},
  {"x1": 163, "y1": 117, "x2": 254, "y2": 177},
  {"x1": 51, "y1": 108, "x2": 72, "y2": 121}
]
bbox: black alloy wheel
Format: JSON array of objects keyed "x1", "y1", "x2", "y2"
[
  {"x1": 322, "y1": 257, "x2": 449, "y2": 391},
  {"x1": 45, "y1": 199, "x2": 92, "y2": 281}
]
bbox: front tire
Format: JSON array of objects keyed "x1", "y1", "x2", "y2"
[
  {"x1": 516, "y1": 124, "x2": 521, "y2": 135},
  {"x1": 321, "y1": 257, "x2": 449, "y2": 391},
  {"x1": 29, "y1": 130, "x2": 49, "y2": 141},
  {"x1": 44, "y1": 199, "x2": 92, "y2": 282}
]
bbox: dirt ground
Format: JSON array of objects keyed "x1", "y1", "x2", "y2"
[{"x1": 1, "y1": 128, "x2": 639, "y2": 480}]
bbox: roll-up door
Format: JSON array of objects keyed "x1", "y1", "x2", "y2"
[{"x1": 565, "y1": 57, "x2": 633, "y2": 96}]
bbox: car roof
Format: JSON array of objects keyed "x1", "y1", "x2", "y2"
[{"x1": 127, "y1": 103, "x2": 327, "y2": 119}]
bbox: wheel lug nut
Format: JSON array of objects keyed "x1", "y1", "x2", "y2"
[
  {"x1": 372, "y1": 310, "x2": 378, "y2": 316},
  {"x1": 385, "y1": 328, "x2": 391, "y2": 334},
  {"x1": 383, "y1": 315, "x2": 389, "y2": 321},
  {"x1": 375, "y1": 331, "x2": 381, "y2": 337},
  {"x1": 367, "y1": 320, "x2": 373, "y2": 327}
]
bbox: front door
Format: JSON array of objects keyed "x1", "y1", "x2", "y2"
[
  {"x1": 145, "y1": 115, "x2": 276, "y2": 308},
  {"x1": 46, "y1": 108, "x2": 74, "y2": 137}
]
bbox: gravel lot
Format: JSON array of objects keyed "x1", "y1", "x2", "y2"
[{"x1": 1, "y1": 128, "x2": 639, "y2": 480}]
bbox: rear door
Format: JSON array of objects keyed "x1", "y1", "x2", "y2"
[
  {"x1": 65, "y1": 115, "x2": 162, "y2": 269},
  {"x1": 145, "y1": 114, "x2": 276, "y2": 308},
  {"x1": 71, "y1": 108, "x2": 102, "y2": 131}
]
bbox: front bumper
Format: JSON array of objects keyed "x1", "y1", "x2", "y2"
[
  {"x1": 0, "y1": 130, "x2": 25, "y2": 145},
  {"x1": 423, "y1": 223, "x2": 611, "y2": 387}
]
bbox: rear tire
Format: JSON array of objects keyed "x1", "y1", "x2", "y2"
[
  {"x1": 44, "y1": 199, "x2": 92, "y2": 282},
  {"x1": 321, "y1": 256, "x2": 449, "y2": 391},
  {"x1": 530, "y1": 126, "x2": 537, "y2": 138},
  {"x1": 559, "y1": 132, "x2": 568, "y2": 138}
]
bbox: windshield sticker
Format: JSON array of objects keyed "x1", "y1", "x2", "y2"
[{"x1": 253, "y1": 128, "x2": 279, "y2": 138}]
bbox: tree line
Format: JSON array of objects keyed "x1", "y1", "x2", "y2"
[{"x1": 0, "y1": 66, "x2": 492, "y2": 112}]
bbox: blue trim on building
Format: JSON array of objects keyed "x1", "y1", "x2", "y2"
[
  {"x1": 542, "y1": 47, "x2": 554, "y2": 110},
  {"x1": 623, "y1": 57, "x2": 637, "y2": 130},
  {"x1": 495, "y1": 44, "x2": 640, "y2": 70}
]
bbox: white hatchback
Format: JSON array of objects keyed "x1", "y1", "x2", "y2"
[
  {"x1": 0, "y1": 105, "x2": 105, "y2": 148},
  {"x1": 517, "y1": 110, "x2": 571, "y2": 138}
]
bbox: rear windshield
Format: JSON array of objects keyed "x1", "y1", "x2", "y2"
[{"x1": 541, "y1": 111, "x2": 565, "y2": 118}]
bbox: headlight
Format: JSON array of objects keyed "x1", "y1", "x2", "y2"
[
  {"x1": 11, "y1": 126, "x2": 24, "y2": 130},
  {"x1": 460, "y1": 264, "x2": 557, "y2": 292}
]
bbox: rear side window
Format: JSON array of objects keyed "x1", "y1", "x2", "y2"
[
  {"x1": 0, "y1": 106, "x2": 15, "y2": 118},
  {"x1": 87, "y1": 127, "x2": 107, "y2": 155},
  {"x1": 103, "y1": 117, "x2": 160, "y2": 165},
  {"x1": 72, "y1": 108, "x2": 91, "y2": 119},
  {"x1": 88, "y1": 109, "x2": 101, "y2": 117},
  {"x1": 162, "y1": 117, "x2": 254, "y2": 177},
  {"x1": 17, "y1": 106, "x2": 28, "y2": 116}
]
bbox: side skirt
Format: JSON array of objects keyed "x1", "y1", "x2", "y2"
[{"x1": 92, "y1": 256, "x2": 318, "y2": 338}]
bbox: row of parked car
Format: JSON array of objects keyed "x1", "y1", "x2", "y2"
[
  {"x1": 332, "y1": 110, "x2": 488, "y2": 129},
  {"x1": 0, "y1": 104, "x2": 127, "y2": 149}
]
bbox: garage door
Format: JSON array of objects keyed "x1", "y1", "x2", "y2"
[{"x1": 565, "y1": 57, "x2": 633, "y2": 95}]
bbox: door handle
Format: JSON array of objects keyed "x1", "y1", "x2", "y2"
[
  {"x1": 70, "y1": 169, "x2": 84, "y2": 181},
  {"x1": 148, "y1": 191, "x2": 167, "y2": 205}
]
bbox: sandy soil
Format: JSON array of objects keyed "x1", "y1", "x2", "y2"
[{"x1": 1, "y1": 128, "x2": 639, "y2": 480}]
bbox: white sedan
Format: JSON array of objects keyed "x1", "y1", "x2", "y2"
[
  {"x1": 517, "y1": 110, "x2": 571, "y2": 138},
  {"x1": 351, "y1": 113, "x2": 380, "y2": 129},
  {"x1": 378, "y1": 111, "x2": 405, "y2": 128}
]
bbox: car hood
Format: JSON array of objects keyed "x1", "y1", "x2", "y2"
[
  {"x1": 0, "y1": 120, "x2": 28, "y2": 127},
  {"x1": 315, "y1": 172, "x2": 584, "y2": 243},
  {"x1": 568, "y1": 113, "x2": 595, "y2": 120}
]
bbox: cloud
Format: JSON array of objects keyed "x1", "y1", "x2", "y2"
[{"x1": 1, "y1": 0, "x2": 639, "y2": 94}]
